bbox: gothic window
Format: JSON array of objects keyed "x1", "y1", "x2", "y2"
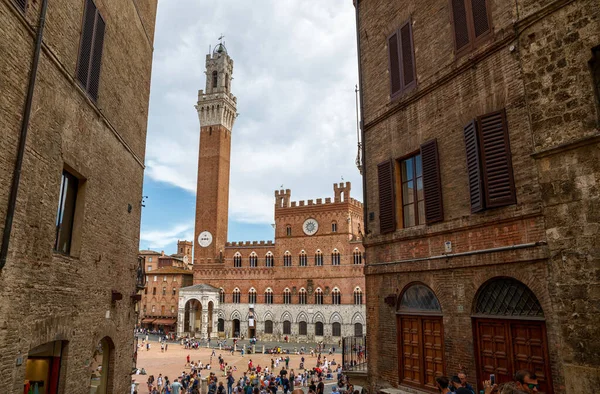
[
  {"x1": 249, "y1": 252, "x2": 258, "y2": 267},
  {"x1": 152, "y1": 287, "x2": 156, "y2": 295},
  {"x1": 354, "y1": 323, "x2": 363, "y2": 337},
  {"x1": 331, "y1": 249, "x2": 340, "y2": 266},
  {"x1": 234, "y1": 252, "x2": 242, "y2": 267},
  {"x1": 212, "y1": 71, "x2": 218, "y2": 88},
  {"x1": 248, "y1": 288, "x2": 257, "y2": 304},
  {"x1": 314, "y1": 288, "x2": 323, "y2": 305},
  {"x1": 283, "y1": 320, "x2": 291, "y2": 335},
  {"x1": 265, "y1": 252, "x2": 274, "y2": 267},
  {"x1": 152, "y1": 305, "x2": 156, "y2": 313},
  {"x1": 264, "y1": 320, "x2": 273, "y2": 334},
  {"x1": 332, "y1": 221, "x2": 337, "y2": 232},
  {"x1": 172, "y1": 287, "x2": 176, "y2": 296},
  {"x1": 332, "y1": 322, "x2": 341, "y2": 337},
  {"x1": 298, "y1": 288, "x2": 307, "y2": 305},
  {"x1": 218, "y1": 318, "x2": 225, "y2": 332},
  {"x1": 219, "y1": 288, "x2": 225, "y2": 303},
  {"x1": 315, "y1": 321, "x2": 324, "y2": 336},
  {"x1": 283, "y1": 288, "x2": 292, "y2": 304},
  {"x1": 299, "y1": 251, "x2": 307, "y2": 266},
  {"x1": 354, "y1": 287, "x2": 363, "y2": 305},
  {"x1": 143, "y1": 305, "x2": 146, "y2": 313},
  {"x1": 284, "y1": 251, "x2": 292, "y2": 267},
  {"x1": 299, "y1": 321, "x2": 307, "y2": 336},
  {"x1": 315, "y1": 250, "x2": 323, "y2": 266},
  {"x1": 353, "y1": 249, "x2": 363, "y2": 265},
  {"x1": 265, "y1": 288, "x2": 273, "y2": 304},
  {"x1": 170, "y1": 306, "x2": 175, "y2": 313},
  {"x1": 232, "y1": 288, "x2": 241, "y2": 304},
  {"x1": 286, "y1": 225, "x2": 292, "y2": 236},
  {"x1": 332, "y1": 288, "x2": 341, "y2": 305}
]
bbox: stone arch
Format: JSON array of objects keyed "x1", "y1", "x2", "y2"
[
  {"x1": 329, "y1": 311, "x2": 343, "y2": 324},
  {"x1": 281, "y1": 310, "x2": 293, "y2": 322},
  {"x1": 351, "y1": 312, "x2": 364, "y2": 324},
  {"x1": 472, "y1": 276, "x2": 544, "y2": 317},
  {"x1": 217, "y1": 310, "x2": 225, "y2": 319},
  {"x1": 296, "y1": 311, "x2": 308, "y2": 323},
  {"x1": 312, "y1": 311, "x2": 325, "y2": 323},
  {"x1": 397, "y1": 282, "x2": 442, "y2": 313},
  {"x1": 28, "y1": 315, "x2": 73, "y2": 352},
  {"x1": 263, "y1": 311, "x2": 274, "y2": 321},
  {"x1": 230, "y1": 310, "x2": 242, "y2": 321}
]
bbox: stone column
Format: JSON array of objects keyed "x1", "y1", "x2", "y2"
[
  {"x1": 189, "y1": 309, "x2": 196, "y2": 333},
  {"x1": 177, "y1": 307, "x2": 185, "y2": 336},
  {"x1": 211, "y1": 310, "x2": 218, "y2": 339},
  {"x1": 201, "y1": 309, "x2": 209, "y2": 338}
]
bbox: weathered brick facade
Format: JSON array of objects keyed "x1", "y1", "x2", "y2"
[
  {"x1": 356, "y1": 0, "x2": 599, "y2": 393},
  {"x1": 0, "y1": 0, "x2": 157, "y2": 392}
]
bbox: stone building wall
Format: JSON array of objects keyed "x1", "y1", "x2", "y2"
[
  {"x1": 357, "y1": 0, "x2": 599, "y2": 393},
  {"x1": 0, "y1": 0, "x2": 157, "y2": 393}
]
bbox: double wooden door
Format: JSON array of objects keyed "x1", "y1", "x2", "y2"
[
  {"x1": 397, "y1": 315, "x2": 444, "y2": 391},
  {"x1": 474, "y1": 318, "x2": 553, "y2": 393}
]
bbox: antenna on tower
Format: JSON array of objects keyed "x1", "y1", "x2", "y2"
[{"x1": 355, "y1": 85, "x2": 363, "y2": 175}]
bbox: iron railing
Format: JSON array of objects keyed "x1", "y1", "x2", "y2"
[{"x1": 342, "y1": 335, "x2": 367, "y2": 372}]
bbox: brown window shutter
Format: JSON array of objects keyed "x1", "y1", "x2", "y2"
[
  {"x1": 420, "y1": 139, "x2": 444, "y2": 224},
  {"x1": 76, "y1": 0, "x2": 96, "y2": 89},
  {"x1": 471, "y1": 0, "x2": 490, "y2": 38},
  {"x1": 387, "y1": 31, "x2": 401, "y2": 97},
  {"x1": 477, "y1": 110, "x2": 516, "y2": 208},
  {"x1": 88, "y1": 14, "x2": 105, "y2": 101},
  {"x1": 451, "y1": 0, "x2": 470, "y2": 51},
  {"x1": 378, "y1": 160, "x2": 396, "y2": 234},
  {"x1": 399, "y1": 21, "x2": 416, "y2": 91},
  {"x1": 14, "y1": 0, "x2": 27, "y2": 11},
  {"x1": 463, "y1": 119, "x2": 485, "y2": 213}
]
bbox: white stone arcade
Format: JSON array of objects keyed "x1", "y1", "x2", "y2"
[{"x1": 178, "y1": 284, "x2": 221, "y2": 339}]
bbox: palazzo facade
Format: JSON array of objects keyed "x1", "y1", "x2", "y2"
[{"x1": 176, "y1": 43, "x2": 366, "y2": 343}]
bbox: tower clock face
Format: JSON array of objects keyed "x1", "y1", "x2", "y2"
[
  {"x1": 303, "y1": 218, "x2": 319, "y2": 236},
  {"x1": 198, "y1": 231, "x2": 213, "y2": 248}
]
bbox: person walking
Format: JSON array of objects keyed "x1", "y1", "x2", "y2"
[
  {"x1": 171, "y1": 378, "x2": 183, "y2": 394},
  {"x1": 227, "y1": 372, "x2": 235, "y2": 394}
]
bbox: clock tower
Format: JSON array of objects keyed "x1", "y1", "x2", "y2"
[{"x1": 193, "y1": 42, "x2": 237, "y2": 264}]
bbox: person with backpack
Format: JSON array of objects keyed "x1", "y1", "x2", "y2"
[{"x1": 227, "y1": 372, "x2": 235, "y2": 394}]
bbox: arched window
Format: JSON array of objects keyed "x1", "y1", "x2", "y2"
[
  {"x1": 233, "y1": 252, "x2": 242, "y2": 267},
  {"x1": 283, "y1": 288, "x2": 292, "y2": 304},
  {"x1": 331, "y1": 221, "x2": 337, "y2": 232},
  {"x1": 265, "y1": 252, "x2": 274, "y2": 267},
  {"x1": 298, "y1": 288, "x2": 307, "y2": 305},
  {"x1": 331, "y1": 249, "x2": 340, "y2": 265},
  {"x1": 249, "y1": 252, "x2": 258, "y2": 267},
  {"x1": 354, "y1": 322, "x2": 363, "y2": 337},
  {"x1": 397, "y1": 283, "x2": 443, "y2": 390},
  {"x1": 332, "y1": 322, "x2": 341, "y2": 337},
  {"x1": 299, "y1": 250, "x2": 307, "y2": 266},
  {"x1": 212, "y1": 71, "x2": 218, "y2": 88},
  {"x1": 353, "y1": 248, "x2": 363, "y2": 265},
  {"x1": 472, "y1": 277, "x2": 551, "y2": 393},
  {"x1": 332, "y1": 288, "x2": 341, "y2": 305},
  {"x1": 354, "y1": 287, "x2": 363, "y2": 305},
  {"x1": 152, "y1": 305, "x2": 156, "y2": 313},
  {"x1": 88, "y1": 337, "x2": 114, "y2": 394},
  {"x1": 218, "y1": 318, "x2": 225, "y2": 332},
  {"x1": 315, "y1": 250, "x2": 323, "y2": 266},
  {"x1": 264, "y1": 320, "x2": 273, "y2": 334},
  {"x1": 286, "y1": 225, "x2": 292, "y2": 236},
  {"x1": 219, "y1": 288, "x2": 225, "y2": 303},
  {"x1": 283, "y1": 251, "x2": 292, "y2": 267},
  {"x1": 314, "y1": 288, "x2": 323, "y2": 305},
  {"x1": 248, "y1": 288, "x2": 257, "y2": 304},
  {"x1": 283, "y1": 320, "x2": 291, "y2": 335},
  {"x1": 299, "y1": 321, "x2": 307, "y2": 335},
  {"x1": 315, "y1": 321, "x2": 324, "y2": 336},
  {"x1": 225, "y1": 73, "x2": 229, "y2": 92},
  {"x1": 232, "y1": 288, "x2": 241, "y2": 304},
  {"x1": 264, "y1": 288, "x2": 273, "y2": 304}
]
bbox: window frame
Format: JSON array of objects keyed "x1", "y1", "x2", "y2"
[
  {"x1": 54, "y1": 170, "x2": 80, "y2": 255},
  {"x1": 75, "y1": 0, "x2": 105, "y2": 101},
  {"x1": 299, "y1": 289, "x2": 307, "y2": 305},
  {"x1": 315, "y1": 251, "x2": 323, "y2": 266},
  {"x1": 449, "y1": 0, "x2": 493, "y2": 57},
  {"x1": 315, "y1": 289, "x2": 323, "y2": 305},
  {"x1": 387, "y1": 19, "x2": 417, "y2": 100},
  {"x1": 398, "y1": 152, "x2": 425, "y2": 228}
]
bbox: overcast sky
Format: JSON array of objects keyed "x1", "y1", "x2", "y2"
[{"x1": 139, "y1": 0, "x2": 362, "y2": 254}]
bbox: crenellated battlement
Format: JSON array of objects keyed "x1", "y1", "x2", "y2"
[
  {"x1": 225, "y1": 240, "x2": 275, "y2": 247},
  {"x1": 275, "y1": 182, "x2": 362, "y2": 210}
]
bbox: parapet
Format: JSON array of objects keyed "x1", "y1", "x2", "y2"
[
  {"x1": 274, "y1": 182, "x2": 362, "y2": 210},
  {"x1": 275, "y1": 189, "x2": 291, "y2": 208},
  {"x1": 225, "y1": 240, "x2": 274, "y2": 247}
]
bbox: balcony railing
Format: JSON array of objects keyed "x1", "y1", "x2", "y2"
[{"x1": 342, "y1": 335, "x2": 367, "y2": 372}]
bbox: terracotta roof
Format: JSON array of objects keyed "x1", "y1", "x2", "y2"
[
  {"x1": 151, "y1": 266, "x2": 193, "y2": 275},
  {"x1": 139, "y1": 250, "x2": 161, "y2": 255}
]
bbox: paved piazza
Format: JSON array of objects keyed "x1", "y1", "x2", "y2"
[{"x1": 133, "y1": 338, "x2": 344, "y2": 394}]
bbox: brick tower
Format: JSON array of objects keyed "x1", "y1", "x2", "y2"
[{"x1": 193, "y1": 41, "x2": 237, "y2": 264}]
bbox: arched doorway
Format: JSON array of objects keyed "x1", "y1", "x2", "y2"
[
  {"x1": 218, "y1": 318, "x2": 225, "y2": 333},
  {"x1": 184, "y1": 299, "x2": 202, "y2": 334},
  {"x1": 88, "y1": 337, "x2": 115, "y2": 394},
  {"x1": 396, "y1": 283, "x2": 444, "y2": 391},
  {"x1": 232, "y1": 319, "x2": 240, "y2": 338},
  {"x1": 25, "y1": 340, "x2": 67, "y2": 394},
  {"x1": 473, "y1": 277, "x2": 552, "y2": 393}
]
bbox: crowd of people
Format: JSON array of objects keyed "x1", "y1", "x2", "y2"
[{"x1": 434, "y1": 370, "x2": 541, "y2": 394}]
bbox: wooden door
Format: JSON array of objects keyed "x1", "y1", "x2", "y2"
[
  {"x1": 475, "y1": 320, "x2": 512, "y2": 385},
  {"x1": 422, "y1": 318, "x2": 444, "y2": 390},
  {"x1": 399, "y1": 316, "x2": 422, "y2": 386},
  {"x1": 510, "y1": 322, "x2": 552, "y2": 393}
]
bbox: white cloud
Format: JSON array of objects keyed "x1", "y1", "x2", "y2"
[
  {"x1": 140, "y1": 222, "x2": 194, "y2": 250},
  {"x1": 145, "y1": 0, "x2": 363, "y2": 225}
]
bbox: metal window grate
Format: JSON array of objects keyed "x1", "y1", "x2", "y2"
[
  {"x1": 399, "y1": 284, "x2": 441, "y2": 312},
  {"x1": 475, "y1": 278, "x2": 544, "y2": 317}
]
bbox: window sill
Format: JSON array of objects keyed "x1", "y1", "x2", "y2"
[{"x1": 52, "y1": 251, "x2": 80, "y2": 261}]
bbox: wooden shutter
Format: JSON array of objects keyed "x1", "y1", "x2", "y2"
[
  {"x1": 477, "y1": 110, "x2": 516, "y2": 208},
  {"x1": 14, "y1": 0, "x2": 27, "y2": 11},
  {"x1": 471, "y1": 0, "x2": 490, "y2": 38},
  {"x1": 420, "y1": 139, "x2": 444, "y2": 224},
  {"x1": 463, "y1": 119, "x2": 485, "y2": 212},
  {"x1": 400, "y1": 21, "x2": 416, "y2": 91},
  {"x1": 388, "y1": 32, "x2": 402, "y2": 97},
  {"x1": 377, "y1": 160, "x2": 396, "y2": 234},
  {"x1": 77, "y1": 0, "x2": 96, "y2": 88},
  {"x1": 451, "y1": 0, "x2": 470, "y2": 51},
  {"x1": 88, "y1": 14, "x2": 105, "y2": 101}
]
